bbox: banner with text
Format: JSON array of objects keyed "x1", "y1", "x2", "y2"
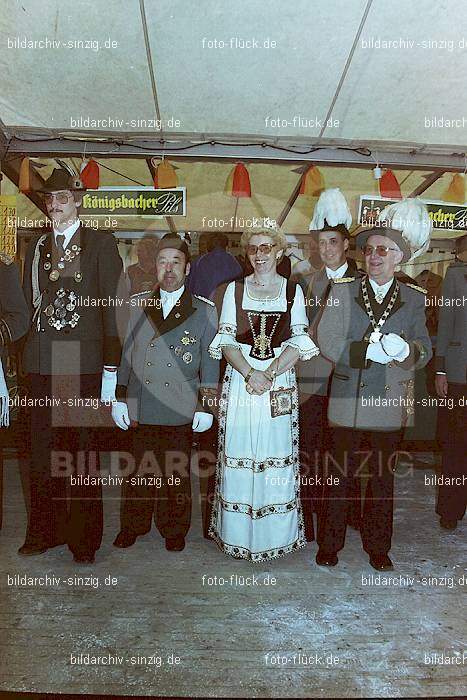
[
  {"x1": 81, "y1": 187, "x2": 186, "y2": 217},
  {"x1": 358, "y1": 195, "x2": 467, "y2": 234}
]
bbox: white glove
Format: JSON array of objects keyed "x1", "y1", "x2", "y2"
[
  {"x1": 366, "y1": 341, "x2": 392, "y2": 365},
  {"x1": 101, "y1": 368, "x2": 117, "y2": 402},
  {"x1": 192, "y1": 411, "x2": 213, "y2": 433},
  {"x1": 111, "y1": 401, "x2": 130, "y2": 430},
  {"x1": 381, "y1": 333, "x2": 410, "y2": 361}
]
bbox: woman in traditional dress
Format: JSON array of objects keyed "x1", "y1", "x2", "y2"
[{"x1": 208, "y1": 228, "x2": 319, "y2": 561}]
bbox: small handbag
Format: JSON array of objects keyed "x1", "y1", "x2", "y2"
[{"x1": 269, "y1": 376, "x2": 294, "y2": 418}]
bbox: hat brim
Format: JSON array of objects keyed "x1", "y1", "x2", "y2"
[{"x1": 354, "y1": 226, "x2": 412, "y2": 263}]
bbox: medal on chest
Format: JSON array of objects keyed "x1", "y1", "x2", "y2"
[
  {"x1": 43, "y1": 288, "x2": 80, "y2": 330},
  {"x1": 44, "y1": 244, "x2": 82, "y2": 281}
]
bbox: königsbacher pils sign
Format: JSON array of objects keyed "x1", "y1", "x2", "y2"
[
  {"x1": 358, "y1": 195, "x2": 467, "y2": 231},
  {"x1": 81, "y1": 187, "x2": 186, "y2": 217}
]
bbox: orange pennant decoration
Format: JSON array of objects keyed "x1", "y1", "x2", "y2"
[
  {"x1": 299, "y1": 165, "x2": 324, "y2": 196},
  {"x1": 80, "y1": 159, "x2": 100, "y2": 189},
  {"x1": 19, "y1": 157, "x2": 31, "y2": 193},
  {"x1": 225, "y1": 163, "x2": 251, "y2": 197},
  {"x1": 153, "y1": 160, "x2": 178, "y2": 188},
  {"x1": 443, "y1": 174, "x2": 465, "y2": 203},
  {"x1": 379, "y1": 170, "x2": 402, "y2": 199}
]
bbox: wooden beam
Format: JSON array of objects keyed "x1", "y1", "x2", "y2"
[{"x1": 409, "y1": 172, "x2": 444, "y2": 197}]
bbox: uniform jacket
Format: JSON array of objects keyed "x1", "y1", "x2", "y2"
[
  {"x1": 0, "y1": 255, "x2": 30, "y2": 355},
  {"x1": 117, "y1": 287, "x2": 219, "y2": 426},
  {"x1": 435, "y1": 261, "x2": 467, "y2": 385},
  {"x1": 22, "y1": 226, "x2": 128, "y2": 375},
  {"x1": 297, "y1": 258, "x2": 362, "y2": 396},
  {"x1": 317, "y1": 276, "x2": 432, "y2": 431}
]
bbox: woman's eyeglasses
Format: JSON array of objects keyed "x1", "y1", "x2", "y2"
[
  {"x1": 44, "y1": 192, "x2": 73, "y2": 205},
  {"x1": 246, "y1": 243, "x2": 275, "y2": 255},
  {"x1": 362, "y1": 245, "x2": 399, "y2": 257}
]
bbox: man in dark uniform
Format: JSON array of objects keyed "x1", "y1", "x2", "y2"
[
  {"x1": 111, "y1": 234, "x2": 219, "y2": 552},
  {"x1": 19, "y1": 168, "x2": 127, "y2": 563},
  {"x1": 317, "y1": 199, "x2": 432, "y2": 571},
  {"x1": 435, "y1": 234, "x2": 467, "y2": 530}
]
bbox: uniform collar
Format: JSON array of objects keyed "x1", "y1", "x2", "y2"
[
  {"x1": 160, "y1": 284, "x2": 185, "y2": 303},
  {"x1": 53, "y1": 218, "x2": 80, "y2": 248},
  {"x1": 368, "y1": 277, "x2": 394, "y2": 299},
  {"x1": 326, "y1": 261, "x2": 348, "y2": 280}
]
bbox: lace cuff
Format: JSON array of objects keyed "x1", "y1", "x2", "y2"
[
  {"x1": 282, "y1": 328, "x2": 319, "y2": 361},
  {"x1": 208, "y1": 324, "x2": 241, "y2": 359}
]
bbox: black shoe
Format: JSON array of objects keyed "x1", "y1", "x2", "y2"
[
  {"x1": 440, "y1": 517, "x2": 457, "y2": 530},
  {"x1": 165, "y1": 537, "x2": 185, "y2": 552},
  {"x1": 369, "y1": 554, "x2": 394, "y2": 571},
  {"x1": 18, "y1": 542, "x2": 49, "y2": 556},
  {"x1": 113, "y1": 531, "x2": 138, "y2": 548},
  {"x1": 73, "y1": 553, "x2": 95, "y2": 564},
  {"x1": 315, "y1": 549, "x2": 338, "y2": 567}
]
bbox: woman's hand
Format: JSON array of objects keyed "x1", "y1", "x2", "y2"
[{"x1": 246, "y1": 369, "x2": 272, "y2": 395}]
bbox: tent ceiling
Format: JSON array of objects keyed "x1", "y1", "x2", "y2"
[
  {"x1": 1, "y1": 1, "x2": 465, "y2": 244},
  {"x1": 0, "y1": 0, "x2": 466, "y2": 153}
]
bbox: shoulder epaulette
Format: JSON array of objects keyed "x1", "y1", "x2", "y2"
[
  {"x1": 130, "y1": 290, "x2": 152, "y2": 298},
  {"x1": 333, "y1": 276, "x2": 356, "y2": 284},
  {"x1": 0, "y1": 252, "x2": 14, "y2": 266},
  {"x1": 406, "y1": 283, "x2": 427, "y2": 294},
  {"x1": 194, "y1": 294, "x2": 215, "y2": 306}
]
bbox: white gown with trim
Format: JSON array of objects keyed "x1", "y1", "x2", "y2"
[{"x1": 208, "y1": 279, "x2": 318, "y2": 561}]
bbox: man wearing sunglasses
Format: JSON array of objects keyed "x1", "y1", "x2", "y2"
[
  {"x1": 316, "y1": 200, "x2": 432, "y2": 571},
  {"x1": 19, "y1": 168, "x2": 127, "y2": 563}
]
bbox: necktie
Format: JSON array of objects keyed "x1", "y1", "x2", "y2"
[
  {"x1": 374, "y1": 289, "x2": 385, "y2": 304},
  {"x1": 56, "y1": 234, "x2": 65, "y2": 258}
]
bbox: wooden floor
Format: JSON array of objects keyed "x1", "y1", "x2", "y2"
[{"x1": 0, "y1": 453, "x2": 465, "y2": 698}]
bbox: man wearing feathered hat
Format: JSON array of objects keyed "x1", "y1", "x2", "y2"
[
  {"x1": 19, "y1": 167, "x2": 128, "y2": 563},
  {"x1": 316, "y1": 197, "x2": 432, "y2": 571},
  {"x1": 297, "y1": 188, "x2": 363, "y2": 541}
]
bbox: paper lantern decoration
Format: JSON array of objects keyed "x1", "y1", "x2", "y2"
[
  {"x1": 299, "y1": 165, "x2": 324, "y2": 196},
  {"x1": 225, "y1": 163, "x2": 251, "y2": 197},
  {"x1": 379, "y1": 169, "x2": 402, "y2": 199},
  {"x1": 443, "y1": 174, "x2": 465, "y2": 203},
  {"x1": 80, "y1": 159, "x2": 100, "y2": 188},
  {"x1": 19, "y1": 157, "x2": 31, "y2": 193},
  {"x1": 153, "y1": 160, "x2": 178, "y2": 188}
]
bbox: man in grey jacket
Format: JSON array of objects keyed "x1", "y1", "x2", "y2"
[
  {"x1": 297, "y1": 218, "x2": 363, "y2": 540},
  {"x1": 435, "y1": 234, "x2": 467, "y2": 530},
  {"x1": 112, "y1": 234, "x2": 219, "y2": 552},
  {"x1": 317, "y1": 206, "x2": 432, "y2": 571}
]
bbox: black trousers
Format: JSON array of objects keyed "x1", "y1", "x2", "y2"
[
  {"x1": 120, "y1": 423, "x2": 193, "y2": 540},
  {"x1": 25, "y1": 373, "x2": 103, "y2": 558},
  {"x1": 436, "y1": 383, "x2": 466, "y2": 522},
  {"x1": 300, "y1": 394, "x2": 361, "y2": 542},
  {"x1": 318, "y1": 426, "x2": 401, "y2": 557}
]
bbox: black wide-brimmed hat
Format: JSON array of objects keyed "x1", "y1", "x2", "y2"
[
  {"x1": 155, "y1": 233, "x2": 190, "y2": 261},
  {"x1": 37, "y1": 168, "x2": 85, "y2": 193},
  {"x1": 309, "y1": 220, "x2": 350, "y2": 242}
]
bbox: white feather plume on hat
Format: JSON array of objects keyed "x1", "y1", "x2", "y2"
[
  {"x1": 377, "y1": 198, "x2": 432, "y2": 260},
  {"x1": 309, "y1": 188, "x2": 352, "y2": 230}
]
